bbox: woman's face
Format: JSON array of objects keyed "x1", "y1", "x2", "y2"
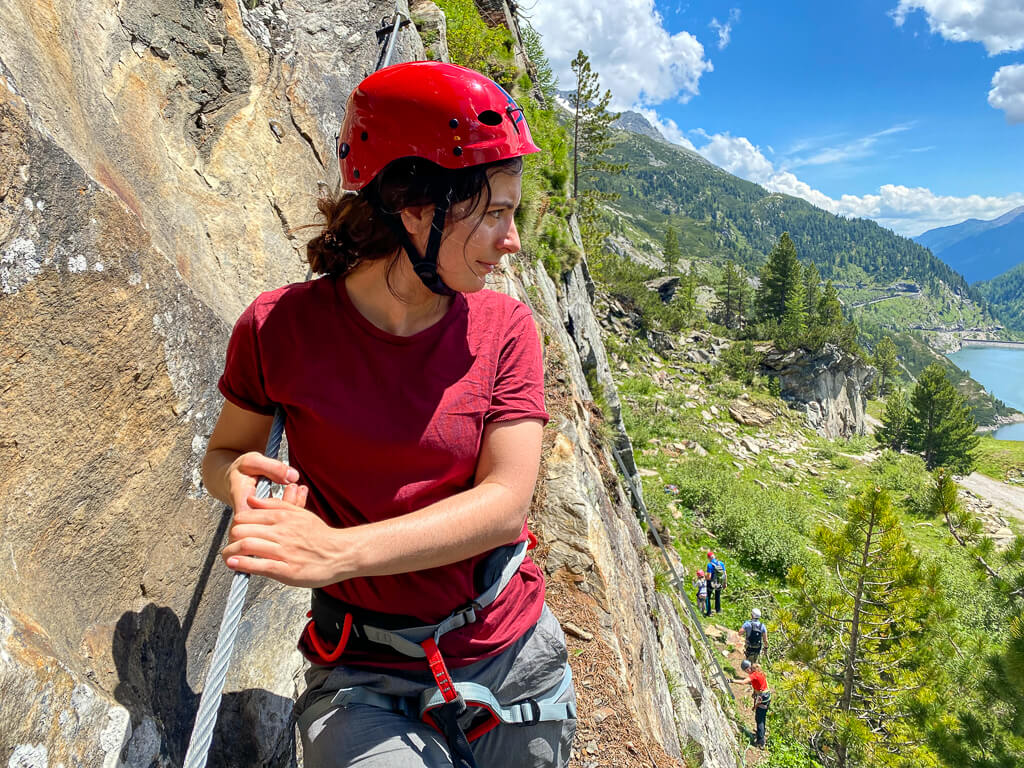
[{"x1": 434, "y1": 170, "x2": 523, "y2": 294}]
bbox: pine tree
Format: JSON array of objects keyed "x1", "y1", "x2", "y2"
[
  {"x1": 804, "y1": 262, "x2": 822, "y2": 325},
  {"x1": 569, "y1": 50, "x2": 626, "y2": 256},
  {"x1": 932, "y1": 611, "x2": 1024, "y2": 768},
  {"x1": 780, "y1": 486, "x2": 944, "y2": 768},
  {"x1": 817, "y1": 280, "x2": 844, "y2": 329},
  {"x1": 908, "y1": 363, "x2": 979, "y2": 472},
  {"x1": 876, "y1": 388, "x2": 910, "y2": 451},
  {"x1": 756, "y1": 232, "x2": 802, "y2": 322},
  {"x1": 927, "y1": 470, "x2": 1024, "y2": 766},
  {"x1": 872, "y1": 336, "x2": 899, "y2": 396},
  {"x1": 677, "y1": 262, "x2": 698, "y2": 319},
  {"x1": 780, "y1": 277, "x2": 808, "y2": 347},
  {"x1": 569, "y1": 50, "x2": 623, "y2": 199},
  {"x1": 521, "y1": 25, "x2": 556, "y2": 105},
  {"x1": 927, "y1": 469, "x2": 1024, "y2": 598},
  {"x1": 717, "y1": 259, "x2": 747, "y2": 330},
  {"x1": 663, "y1": 224, "x2": 681, "y2": 266}
]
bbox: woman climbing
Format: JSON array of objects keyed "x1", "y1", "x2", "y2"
[{"x1": 201, "y1": 61, "x2": 576, "y2": 768}]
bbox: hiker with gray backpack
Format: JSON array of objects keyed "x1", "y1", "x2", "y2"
[{"x1": 740, "y1": 608, "x2": 768, "y2": 663}]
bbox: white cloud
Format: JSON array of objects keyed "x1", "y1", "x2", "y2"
[
  {"x1": 693, "y1": 131, "x2": 775, "y2": 183},
  {"x1": 988, "y1": 63, "x2": 1024, "y2": 123},
  {"x1": 709, "y1": 8, "x2": 741, "y2": 50},
  {"x1": 678, "y1": 130, "x2": 1024, "y2": 235},
  {"x1": 633, "y1": 107, "x2": 697, "y2": 149},
  {"x1": 527, "y1": 0, "x2": 713, "y2": 107},
  {"x1": 892, "y1": 0, "x2": 1024, "y2": 54}
]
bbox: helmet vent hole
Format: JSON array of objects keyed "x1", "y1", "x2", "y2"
[
  {"x1": 360, "y1": 131, "x2": 369, "y2": 141},
  {"x1": 449, "y1": 118, "x2": 459, "y2": 129},
  {"x1": 477, "y1": 110, "x2": 502, "y2": 126},
  {"x1": 453, "y1": 147, "x2": 463, "y2": 157}
]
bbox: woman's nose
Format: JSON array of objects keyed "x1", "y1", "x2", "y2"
[{"x1": 500, "y1": 219, "x2": 521, "y2": 253}]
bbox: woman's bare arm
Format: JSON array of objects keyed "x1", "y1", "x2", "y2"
[{"x1": 207, "y1": 402, "x2": 544, "y2": 588}]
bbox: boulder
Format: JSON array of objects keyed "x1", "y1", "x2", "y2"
[
  {"x1": 728, "y1": 399, "x2": 775, "y2": 427},
  {"x1": 761, "y1": 344, "x2": 872, "y2": 438}
]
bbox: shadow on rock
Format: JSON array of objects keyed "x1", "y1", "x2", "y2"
[{"x1": 113, "y1": 603, "x2": 297, "y2": 767}]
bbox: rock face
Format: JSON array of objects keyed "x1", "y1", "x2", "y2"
[
  {"x1": 762, "y1": 344, "x2": 873, "y2": 438},
  {"x1": 0, "y1": 2, "x2": 739, "y2": 766}
]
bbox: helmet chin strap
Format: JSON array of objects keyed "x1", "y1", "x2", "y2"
[
  {"x1": 373, "y1": 199, "x2": 454, "y2": 297},
  {"x1": 407, "y1": 202, "x2": 455, "y2": 297}
]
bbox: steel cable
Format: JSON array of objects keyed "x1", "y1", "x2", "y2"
[{"x1": 182, "y1": 410, "x2": 286, "y2": 768}]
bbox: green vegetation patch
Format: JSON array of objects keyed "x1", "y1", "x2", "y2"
[{"x1": 975, "y1": 434, "x2": 1024, "y2": 482}]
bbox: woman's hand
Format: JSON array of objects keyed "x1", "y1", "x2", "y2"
[
  {"x1": 225, "y1": 451, "x2": 300, "y2": 514},
  {"x1": 221, "y1": 483, "x2": 348, "y2": 588}
]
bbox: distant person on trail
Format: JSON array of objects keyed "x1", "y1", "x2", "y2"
[
  {"x1": 740, "y1": 608, "x2": 768, "y2": 663},
  {"x1": 693, "y1": 570, "x2": 708, "y2": 615},
  {"x1": 201, "y1": 62, "x2": 575, "y2": 768},
  {"x1": 705, "y1": 550, "x2": 726, "y2": 615},
  {"x1": 736, "y1": 659, "x2": 770, "y2": 748}
]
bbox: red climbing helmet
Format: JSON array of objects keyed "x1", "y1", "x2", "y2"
[{"x1": 337, "y1": 61, "x2": 540, "y2": 191}]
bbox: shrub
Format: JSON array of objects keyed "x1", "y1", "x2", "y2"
[
  {"x1": 831, "y1": 455, "x2": 854, "y2": 470},
  {"x1": 671, "y1": 458, "x2": 807, "y2": 577},
  {"x1": 822, "y1": 477, "x2": 845, "y2": 498}
]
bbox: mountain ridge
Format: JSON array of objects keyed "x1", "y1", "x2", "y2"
[{"x1": 914, "y1": 205, "x2": 1024, "y2": 284}]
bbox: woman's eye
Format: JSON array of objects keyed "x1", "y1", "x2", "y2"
[{"x1": 488, "y1": 209, "x2": 504, "y2": 219}]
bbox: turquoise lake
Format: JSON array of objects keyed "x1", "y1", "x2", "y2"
[{"x1": 946, "y1": 346, "x2": 1024, "y2": 441}]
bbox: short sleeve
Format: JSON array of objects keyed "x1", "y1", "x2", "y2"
[
  {"x1": 217, "y1": 300, "x2": 277, "y2": 415},
  {"x1": 486, "y1": 304, "x2": 549, "y2": 424}
]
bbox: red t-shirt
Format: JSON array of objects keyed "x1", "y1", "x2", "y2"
[
  {"x1": 749, "y1": 670, "x2": 768, "y2": 692},
  {"x1": 218, "y1": 275, "x2": 549, "y2": 668}
]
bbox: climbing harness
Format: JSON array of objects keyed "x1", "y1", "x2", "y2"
[{"x1": 298, "y1": 535, "x2": 575, "y2": 768}]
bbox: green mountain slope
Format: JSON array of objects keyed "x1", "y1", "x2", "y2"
[
  {"x1": 977, "y1": 261, "x2": 1024, "y2": 331},
  {"x1": 587, "y1": 127, "x2": 1015, "y2": 423},
  {"x1": 594, "y1": 130, "x2": 978, "y2": 295}
]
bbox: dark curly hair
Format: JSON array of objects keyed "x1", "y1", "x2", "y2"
[{"x1": 306, "y1": 156, "x2": 523, "y2": 281}]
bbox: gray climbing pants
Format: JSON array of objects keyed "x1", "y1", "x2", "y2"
[{"x1": 294, "y1": 604, "x2": 576, "y2": 767}]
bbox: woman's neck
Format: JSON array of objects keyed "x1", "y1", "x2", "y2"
[{"x1": 344, "y1": 255, "x2": 453, "y2": 337}]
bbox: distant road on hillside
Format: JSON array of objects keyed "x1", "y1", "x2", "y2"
[{"x1": 961, "y1": 338, "x2": 1024, "y2": 349}]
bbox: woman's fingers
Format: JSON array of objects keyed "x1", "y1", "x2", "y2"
[
  {"x1": 234, "y1": 452, "x2": 300, "y2": 486},
  {"x1": 222, "y1": 535, "x2": 284, "y2": 563},
  {"x1": 282, "y1": 483, "x2": 299, "y2": 506},
  {"x1": 281, "y1": 483, "x2": 309, "y2": 507}
]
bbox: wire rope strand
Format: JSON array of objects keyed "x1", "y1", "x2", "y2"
[
  {"x1": 182, "y1": 409, "x2": 286, "y2": 768},
  {"x1": 611, "y1": 448, "x2": 735, "y2": 699}
]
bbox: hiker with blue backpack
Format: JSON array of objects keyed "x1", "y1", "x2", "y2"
[
  {"x1": 704, "y1": 551, "x2": 726, "y2": 616},
  {"x1": 740, "y1": 608, "x2": 768, "y2": 663}
]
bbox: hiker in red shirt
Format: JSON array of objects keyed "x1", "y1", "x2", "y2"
[
  {"x1": 736, "y1": 659, "x2": 770, "y2": 748},
  {"x1": 201, "y1": 62, "x2": 575, "y2": 768}
]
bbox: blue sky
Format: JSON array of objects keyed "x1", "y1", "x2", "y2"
[{"x1": 527, "y1": 0, "x2": 1024, "y2": 235}]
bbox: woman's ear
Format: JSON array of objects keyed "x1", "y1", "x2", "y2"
[{"x1": 399, "y1": 204, "x2": 434, "y2": 244}]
